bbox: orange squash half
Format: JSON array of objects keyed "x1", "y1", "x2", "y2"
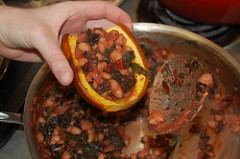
[{"x1": 61, "y1": 24, "x2": 150, "y2": 112}]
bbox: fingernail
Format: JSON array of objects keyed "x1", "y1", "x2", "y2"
[
  {"x1": 125, "y1": 23, "x2": 134, "y2": 32},
  {"x1": 129, "y1": 23, "x2": 134, "y2": 32},
  {"x1": 59, "y1": 71, "x2": 72, "y2": 86}
]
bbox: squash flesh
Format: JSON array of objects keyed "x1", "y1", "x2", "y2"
[{"x1": 67, "y1": 24, "x2": 149, "y2": 111}]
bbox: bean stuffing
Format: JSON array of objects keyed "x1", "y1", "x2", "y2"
[{"x1": 74, "y1": 28, "x2": 148, "y2": 101}]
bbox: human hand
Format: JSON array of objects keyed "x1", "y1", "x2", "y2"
[{"x1": 0, "y1": 1, "x2": 133, "y2": 86}]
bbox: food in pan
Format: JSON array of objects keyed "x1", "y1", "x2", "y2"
[
  {"x1": 33, "y1": 79, "x2": 176, "y2": 159},
  {"x1": 33, "y1": 42, "x2": 240, "y2": 158},
  {"x1": 61, "y1": 24, "x2": 150, "y2": 112}
]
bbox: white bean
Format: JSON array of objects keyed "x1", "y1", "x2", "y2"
[
  {"x1": 198, "y1": 73, "x2": 213, "y2": 87},
  {"x1": 77, "y1": 149, "x2": 83, "y2": 154},
  {"x1": 230, "y1": 116, "x2": 240, "y2": 135},
  {"x1": 100, "y1": 72, "x2": 111, "y2": 80},
  {"x1": 87, "y1": 130, "x2": 94, "y2": 143},
  {"x1": 97, "y1": 42, "x2": 106, "y2": 54},
  {"x1": 81, "y1": 120, "x2": 93, "y2": 131},
  {"x1": 120, "y1": 153, "x2": 127, "y2": 158},
  {"x1": 130, "y1": 153, "x2": 137, "y2": 159},
  {"x1": 103, "y1": 144, "x2": 115, "y2": 152},
  {"x1": 38, "y1": 117, "x2": 45, "y2": 124},
  {"x1": 94, "y1": 28, "x2": 105, "y2": 37},
  {"x1": 61, "y1": 151, "x2": 71, "y2": 159},
  {"x1": 96, "y1": 53, "x2": 105, "y2": 61},
  {"x1": 51, "y1": 135, "x2": 61, "y2": 142},
  {"x1": 97, "y1": 62, "x2": 107, "y2": 72},
  {"x1": 53, "y1": 127, "x2": 60, "y2": 136},
  {"x1": 214, "y1": 114, "x2": 223, "y2": 121},
  {"x1": 36, "y1": 131, "x2": 44, "y2": 143},
  {"x1": 161, "y1": 50, "x2": 168, "y2": 57},
  {"x1": 137, "y1": 149, "x2": 150, "y2": 158},
  {"x1": 119, "y1": 69, "x2": 129, "y2": 76},
  {"x1": 115, "y1": 33, "x2": 127, "y2": 46},
  {"x1": 78, "y1": 58, "x2": 88, "y2": 67},
  {"x1": 50, "y1": 135, "x2": 60, "y2": 145},
  {"x1": 98, "y1": 133, "x2": 104, "y2": 141},
  {"x1": 67, "y1": 126, "x2": 81, "y2": 135},
  {"x1": 110, "y1": 49, "x2": 122, "y2": 61},
  {"x1": 153, "y1": 148, "x2": 163, "y2": 156},
  {"x1": 45, "y1": 96, "x2": 55, "y2": 107},
  {"x1": 93, "y1": 81, "x2": 98, "y2": 89},
  {"x1": 207, "y1": 120, "x2": 218, "y2": 129},
  {"x1": 78, "y1": 42, "x2": 91, "y2": 53},
  {"x1": 109, "y1": 79, "x2": 123, "y2": 99},
  {"x1": 98, "y1": 153, "x2": 105, "y2": 159},
  {"x1": 142, "y1": 135, "x2": 150, "y2": 142}
]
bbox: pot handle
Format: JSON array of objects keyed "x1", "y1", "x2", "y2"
[{"x1": 0, "y1": 112, "x2": 23, "y2": 125}]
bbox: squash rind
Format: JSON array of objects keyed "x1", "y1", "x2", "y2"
[{"x1": 62, "y1": 24, "x2": 150, "y2": 112}]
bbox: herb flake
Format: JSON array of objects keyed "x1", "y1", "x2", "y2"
[
  {"x1": 131, "y1": 63, "x2": 150, "y2": 77},
  {"x1": 122, "y1": 51, "x2": 135, "y2": 68}
]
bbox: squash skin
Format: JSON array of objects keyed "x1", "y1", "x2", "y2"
[{"x1": 61, "y1": 24, "x2": 150, "y2": 112}]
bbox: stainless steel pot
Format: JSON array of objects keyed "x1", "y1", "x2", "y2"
[
  {"x1": 0, "y1": 23, "x2": 239, "y2": 159},
  {"x1": 0, "y1": 63, "x2": 51, "y2": 159},
  {"x1": 0, "y1": 56, "x2": 10, "y2": 80}
]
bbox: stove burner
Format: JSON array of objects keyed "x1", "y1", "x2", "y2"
[{"x1": 138, "y1": 0, "x2": 240, "y2": 47}]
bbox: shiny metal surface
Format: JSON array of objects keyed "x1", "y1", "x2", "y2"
[
  {"x1": 224, "y1": 39, "x2": 240, "y2": 63},
  {"x1": 133, "y1": 23, "x2": 240, "y2": 159},
  {"x1": 132, "y1": 23, "x2": 240, "y2": 75},
  {"x1": 149, "y1": 56, "x2": 206, "y2": 135},
  {"x1": 24, "y1": 63, "x2": 51, "y2": 159},
  {"x1": 0, "y1": 112, "x2": 23, "y2": 125},
  {"x1": 0, "y1": 0, "x2": 240, "y2": 156},
  {"x1": 0, "y1": 23, "x2": 239, "y2": 159}
]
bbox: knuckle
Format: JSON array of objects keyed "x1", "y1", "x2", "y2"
[{"x1": 48, "y1": 53, "x2": 66, "y2": 66}]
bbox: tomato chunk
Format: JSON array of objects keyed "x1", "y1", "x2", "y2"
[{"x1": 75, "y1": 47, "x2": 84, "y2": 60}]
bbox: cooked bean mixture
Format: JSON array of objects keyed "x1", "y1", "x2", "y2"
[
  {"x1": 33, "y1": 43, "x2": 240, "y2": 159},
  {"x1": 32, "y1": 79, "x2": 176, "y2": 159},
  {"x1": 75, "y1": 28, "x2": 148, "y2": 101}
]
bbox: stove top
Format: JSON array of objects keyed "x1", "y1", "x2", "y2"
[
  {"x1": 0, "y1": 61, "x2": 42, "y2": 148},
  {"x1": 137, "y1": 0, "x2": 240, "y2": 47},
  {"x1": 0, "y1": 0, "x2": 240, "y2": 154}
]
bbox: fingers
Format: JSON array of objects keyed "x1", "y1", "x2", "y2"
[
  {"x1": 86, "y1": 19, "x2": 116, "y2": 30},
  {"x1": 0, "y1": 1, "x2": 132, "y2": 87},
  {"x1": 0, "y1": 45, "x2": 43, "y2": 62},
  {"x1": 46, "y1": 1, "x2": 132, "y2": 86},
  {"x1": 31, "y1": 31, "x2": 73, "y2": 86},
  {"x1": 66, "y1": 1, "x2": 133, "y2": 31},
  {"x1": 46, "y1": 51, "x2": 73, "y2": 86}
]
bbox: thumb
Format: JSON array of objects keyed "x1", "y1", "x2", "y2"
[{"x1": 33, "y1": 33, "x2": 73, "y2": 86}]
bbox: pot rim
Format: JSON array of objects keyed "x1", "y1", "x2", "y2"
[
  {"x1": 24, "y1": 63, "x2": 50, "y2": 159},
  {"x1": 133, "y1": 22, "x2": 240, "y2": 73},
  {"x1": 23, "y1": 22, "x2": 240, "y2": 159}
]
